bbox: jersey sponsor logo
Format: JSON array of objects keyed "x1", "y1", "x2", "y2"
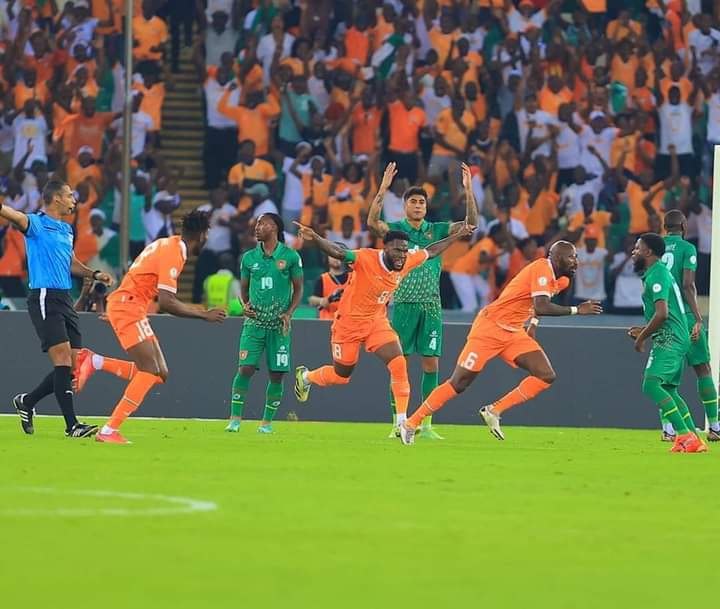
[
  {"x1": 538, "y1": 276, "x2": 548, "y2": 286},
  {"x1": 652, "y1": 283, "x2": 662, "y2": 293},
  {"x1": 690, "y1": 255, "x2": 697, "y2": 264},
  {"x1": 276, "y1": 260, "x2": 287, "y2": 270},
  {"x1": 170, "y1": 267, "x2": 178, "y2": 279},
  {"x1": 252, "y1": 263, "x2": 259, "y2": 270}
]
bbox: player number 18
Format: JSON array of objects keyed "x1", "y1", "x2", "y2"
[{"x1": 135, "y1": 318, "x2": 154, "y2": 342}]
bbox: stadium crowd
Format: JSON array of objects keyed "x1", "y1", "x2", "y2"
[{"x1": 0, "y1": 0, "x2": 719, "y2": 316}]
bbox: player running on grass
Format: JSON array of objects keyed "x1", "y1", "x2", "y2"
[
  {"x1": 293, "y1": 221, "x2": 474, "y2": 425},
  {"x1": 628, "y1": 233, "x2": 707, "y2": 453},
  {"x1": 225, "y1": 213, "x2": 303, "y2": 434},
  {"x1": 367, "y1": 162, "x2": 479, "y2": 440},
  {"x1": 92, "y1": 211, "x2": 227, "y2": 444},
  {"x1": 658, "y1": 210, "x2": 719, "y2": 442},
  {"x1": 398, "y1": 241, "x2": 603, "y2": 445}
]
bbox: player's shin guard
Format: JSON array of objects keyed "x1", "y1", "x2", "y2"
[
  {"x1": 94, "y1": 354, "x2": 136, "y2": 381},
  {"x1": 306, "y1": 366, "x2": 351, "y2": 386},
  {"x1": 642, "y1": 378, "x2": 689, "y2": 434},
  {"x1": 387, "y1": 356, "x2": 410, "y2": 421},
  {"x1": 263, "y1": 381, "x2": 283, "y2": 423},
  {"x1": 230, "y1": 373, "x2": 250, "y2": 418},
  {"x1": 698, "y1": 375, "x2": 719, "y2": 430},
  {"x1": 106, "y1": 371, "x2": 162, "y2": 430},
  {"x1": 421, "y1": 370, "x2": 439, "y2": 428},
  {"x1": 54, "y1": 366, "x2": 78, "y2": 429},
  {"x1": 492, "y1": 376, "x2": 551, "y2": 415},
  {"x1": 407, "y1": 381, "x2": 458, "y2": 429}
]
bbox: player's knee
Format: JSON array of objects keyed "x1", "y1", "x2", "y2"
[
  {"x1": 158, "y1": 365, "x2": 169, "y2": 383},
  {"x1": 240, "y1": 366, "x2": 256, "y2": 378},
  {"x1": 641, "y1": 377, "x2": 661, "y2": 398},
  {"x1": 449, "y1": 368, "x2": 473, "y2": 393},
  {"x1": 537, "y1": 369, "x2": 556, "y2": 385}
]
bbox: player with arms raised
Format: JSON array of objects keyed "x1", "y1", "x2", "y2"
[
  {"x1": 628, "y1": 233, "x2": 706, "y2": 453},
  {"x1": 399, "y1": 241, "x2": 602, "y2": 445},
  {"x1": 94, "y1": 211, "x2": 227, "y2": 444},
  {"x1": 225, "y1": 213, "x2": 303, "y2": 434},
  {"x1": 367, "y1": 162, "x2": 479, "y2": 439},
  {"x1": 658, "y1": 210, "x2": 719, "y2": 442},
  {"x1": 293, "y1": 221, "x2": 474, "y2": 426}
]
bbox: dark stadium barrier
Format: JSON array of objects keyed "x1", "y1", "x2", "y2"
[{"x1": 0, "y1": 312, "x2": 704, "y2": 429}]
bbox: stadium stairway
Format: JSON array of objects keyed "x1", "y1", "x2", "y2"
[{"x1": 161, "y1": 46, "x2": 206, "y2": 302}]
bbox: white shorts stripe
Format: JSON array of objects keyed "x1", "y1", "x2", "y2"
[{"x1": 39, "y1": 288, "x2": 47, "y2": 320}]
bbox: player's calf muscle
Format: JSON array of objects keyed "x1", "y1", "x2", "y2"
[{"x1": 449, "y1": 367, "x2": 475, "y2": 393}]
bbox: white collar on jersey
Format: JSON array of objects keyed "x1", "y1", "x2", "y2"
[
  {"x1": 179, "y1": 239, "x2": 188, "y2": 261},
  {"x1": 545, "y1": 257, "x2": 557, "y2": 281},
  {"x1": 377, "y1": 249, "x2": 391, "y2": 273}
]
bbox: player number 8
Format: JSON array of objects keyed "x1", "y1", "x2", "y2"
[
  {"x1": 377, "y1": 291, "x2": 390, "y2": 304},
  {"x1": 332, "y1": 343, "x2": 342, "y2": 359}
]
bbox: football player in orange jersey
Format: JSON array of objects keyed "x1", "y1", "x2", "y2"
[
  {"x1": 399, "y1": 241, "x2": 603, "y2": 445},
  {"x1": 292, "y1": 219, "x2": 473, "y2": 427},
  {"x1": 94, "y1": 211, "x2": 227, "y2": 444}
]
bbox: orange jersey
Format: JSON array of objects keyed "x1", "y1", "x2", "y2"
[
  {"x1": 480, "y1": 258, "x2": 570, "y2": 331},
  {"x1": 337, "y1": 248, "x2": 429, "y2": 320},
  {"x1": 109, "y1": 236, "x2": 187, "y2": 308}
]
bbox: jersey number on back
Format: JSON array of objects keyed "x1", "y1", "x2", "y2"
[{"x1": 661, "y1": 252, "x2": 674, "y2": 271}]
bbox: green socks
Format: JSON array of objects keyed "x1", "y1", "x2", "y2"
[
  {"x1": 642, "y1": 377, "x2": 689, "y2": 435},
  {"x1": 262, "y1": 381, "x2": 283, "y2": 423},
  {"x1": 667, "y1": 386, "x2": 697, "y2": 433},
  {"x1": 421, "y1": 370, "x2": 439, "y2": 429},
  {"x1": 698, "y1": 375, "x2": 719, "y2": 428},
  {"x1": 230, "y1": 373, "x2": 250, "y2": 418}
]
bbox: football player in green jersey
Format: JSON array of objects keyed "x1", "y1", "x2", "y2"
[
  {"x1": 628, "y1": 233, "x2": 707, "y2": 452},
  {"x1": 367, "y1": 162, "x2": 479, "y2": 439},
  {"x1": 659, "y1": 210, "x2": 719, "y2": 441},
  {"x1": 225, "y1": 213, "x2": 304, "y2": 434}
]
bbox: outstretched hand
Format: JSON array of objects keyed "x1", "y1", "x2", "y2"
[
  {"x1": 455, "y1": 222, "x2": 475, "y2": 238},
  {"x1": 379, "y1": 162, "x2": 397, "y2": 192},
  {"x1": 461, "y1": 162, "x2": 473, "y2": 192},
  {"x1": 293, "y1": 221, "x2": 318, "y2": 241},
  {"x1": 577, "y1": 301, "x2": 603, "y2": 315}
]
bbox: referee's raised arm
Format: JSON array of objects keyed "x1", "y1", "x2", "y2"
[{"x1": 0, "y1": 200, "x2": 30, "y2": 233}]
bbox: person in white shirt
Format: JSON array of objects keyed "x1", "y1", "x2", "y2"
[
  {"x1": 560, "y1": 165, "x2": 602, "y2": 217},
  {"x1": 247, "y1": 183, "x2": 278, "y2": 218},
  {"x1": 282, "y1": 142, "x2": 312, "y2": 228},
  {"x1": 505, "y1": 0, "x2": 554, "y2": 34},
  {"x1": 688, "y1": 14, "x2": 720, "y2": 76},
  {"x1": 10, "y1": 101, "x2": 47, "y2": 169},
  {"x1": 203, "y1": 65, "x2": 239, "y2": 188},
  {"x1": 578, "y1": 111, "x2": 616, "y2": 179},
  {"x1": 657, "y1": 84, "x2": 700, "y2": 178},
  {"x1": 193, "y1": 187, "x2": 238, "y2": 302},
  {"x1": 686, "y1": 194, "x2": 712, "y2": 294},
  {"x1": 556, "y1": 103, "x2": 582, "y2": 190},
  {"x1": 700, "y1": 74, "x2": 720, "y2": 177},
  {"x1": 574, "y1": 225, "x2": 607, "y2": 303},
  {"x1": 110, "y1": 91, "x2": 154, "y2": 160},
  {"x1": 420, "y1": 76, "x2": 452, "y2": 125},
  {"x1": 609, "y1": 236, "x2": 643, "y2": 312},
  {"x1": 144, "y1": 189, "x2": 180, "y2": 244},
  {"x1": 515, "y1": 92, "x2": 558, "y2": 159},
  {"x1": 256, "y1": 15, "x2": 295, "y2": 87}
]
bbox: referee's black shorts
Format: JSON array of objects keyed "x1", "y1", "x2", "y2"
[{"x1": 27, "y1": 289, "x2": 82, "y2": 352}]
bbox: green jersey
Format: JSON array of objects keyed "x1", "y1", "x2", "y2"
[
  {"x1": 641, "y1": 260, "x2": 690, "y2": 350},
  {"x1": 240, "y1": 242, "x2": 303, "y2": 330},
  {"x1": 387, "y1": 219, "x2": 450, "y2": 304},
  {"x1": 662, "y1": 234, "x2": 698, "y2": 320}
]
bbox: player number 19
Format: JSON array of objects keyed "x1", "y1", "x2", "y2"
[
  {"x1": 276, "y1": 353, "x2": 288, "y2": 367},
  {"x1": 261, "y1": 277, "x2": 274, "y2": 290}
]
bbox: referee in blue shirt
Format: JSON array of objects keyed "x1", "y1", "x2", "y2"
[{"x1": 0, "y1": 179, "x2": 114, "y2": 437}]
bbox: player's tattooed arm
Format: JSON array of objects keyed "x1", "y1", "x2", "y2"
[
  {"x1": 450, "y1": 162, "x2": 479, "y2": 235},
  {"x1": 367, "y1": 162, "x2": 397, "y2": 238},
  {"x1": 426, "y1": 222, "x2": 475, "y2": 259},
  {"x1": 533, "y1": 295, "x2": 603, "y2": 317},
  {"x1": 0, "y1": 202, "x2": 29, "y2": 232},
  {"x1": 293, "y1": 222, "x2": 349, "y2": 260}
]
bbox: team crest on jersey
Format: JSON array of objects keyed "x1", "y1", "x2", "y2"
[
  {"x1": 239, "y1": 350, "x2": 248, "y2": 360},
  {"x1": 276, "y1": 260, "x2": 287, "y2": 270}
]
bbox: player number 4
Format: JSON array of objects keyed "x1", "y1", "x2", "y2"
[{"x1": 428, "y1": 337, "x2": 437, "y2": 350}]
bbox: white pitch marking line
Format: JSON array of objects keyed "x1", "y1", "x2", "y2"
[{"x1": 0, "y1": 487, "x2": 218, "y2": 517}]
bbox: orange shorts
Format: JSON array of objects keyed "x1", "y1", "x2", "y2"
[
  {"x1": 457, "y1": 316, "x2": 543, "y2": 373},
  {"x1": 330, "y1": 315, "x2": 399, "y2": 366},
  {"x1": 106, "y1": 300, "x2": 156, "y2": 351}
]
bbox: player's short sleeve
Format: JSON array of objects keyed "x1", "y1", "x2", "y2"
[
  {"x1": 240, "y1": 252, "x2": 251, "y2": 279},
  {"x1": 435, "y1": 221, "x2": 451, "y2": 240},
  {"x1": 24, "y1": 213, "x2": 41, "y2": 238},
  {"x1": 649, "y1": 273, "x2": 670, "y2": 303},
  {"x1": 403, "y1": 249, "x2": 430, "y2": 275},
  {"x1": 157, "y1": 247, "x2": 184, "y2": 294},
  {"x1": 289, "y1": 250, "x2": 303, "y2": 278},
  {"x1": 683, "y1": 243, "x2": 698, "y2": 271},
  {"x1": 529, "y1": 262, "x2": 554, "y2": 298}
]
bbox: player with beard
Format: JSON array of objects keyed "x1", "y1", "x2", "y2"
[
  {"x1": 627, "y1": 233, "x2": 707, "y2": 453},
  {"x1": 95, "y1": 210, "x2": 227, "y2": 444},
  {"x1": 399, "y1": 241, "x2": 603, "y2": 445}
]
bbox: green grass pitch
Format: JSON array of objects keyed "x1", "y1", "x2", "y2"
[{"x1": 1, "y1": 416, "x2": 718, "y2": 609}]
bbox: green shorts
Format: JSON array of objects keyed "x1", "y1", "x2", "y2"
[
  {"x1": 644, "y1": 345, "x2": 688, "y2": 387},
  {"x1": 391, "y1": 302, "x2": 443, "y2": 357},
  {"x1": 238, "y1": 323, "x2": 291, "y2": 373},
  {"x1": 685, "y1": 318, "x2": 711, "y2": 367}
]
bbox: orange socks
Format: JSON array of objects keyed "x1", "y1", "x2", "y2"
[
  {"x1": 492, "y1": 376, "x2": 551, "y2": 415},
  {"x1": 107, "y1": 371, "x2": 162, "y2": 430},
  {"x1": 387, "y1": 356, "x2": 410, "y2": 415},
  {"x1": 407, "y1": 382, "x2": 458, "y2": 428},
  {"x1": 307, "y1": 366, "x2": 351, "y2": 386},
  {"x1": 101, "y1": 357, "x2": 136, "y2": 381}
]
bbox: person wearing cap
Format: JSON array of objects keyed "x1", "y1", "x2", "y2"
[
  {"x1": 247, "y1": 183, "x2": 278, "y2": 218},
  {"x1": 65, "y1": 146, "x2": 101, "y2": 189}
]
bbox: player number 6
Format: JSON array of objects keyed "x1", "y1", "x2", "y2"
[{"x1": 461, "y1": 352, "x2": 478, "y2": 369}]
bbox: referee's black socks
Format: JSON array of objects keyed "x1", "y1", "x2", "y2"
[
  {"x1": 24, "y1": 372, "x2": 54, "y2": 409},
  {"x1": 53, "y1": 366, "x2": 78, "y2": 430}
]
